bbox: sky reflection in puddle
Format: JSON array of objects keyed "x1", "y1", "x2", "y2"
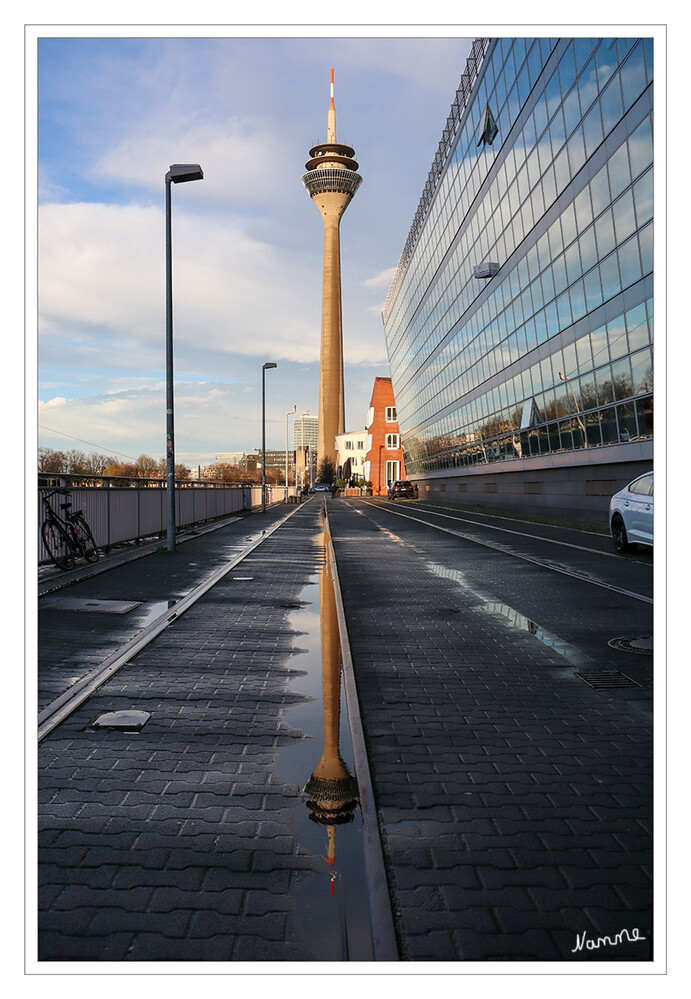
[{"x1": 426, "y1": 562, "x2": 588, "y2": 667}]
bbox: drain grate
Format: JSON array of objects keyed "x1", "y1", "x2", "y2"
[
  {"x1": 575, "y1": 670, "x2": 642, "y2": 689},
  {"x1": 608, "y1": 635, "x2": 653, "y2": 655}
]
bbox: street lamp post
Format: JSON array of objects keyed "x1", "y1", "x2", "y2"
[
  {"x1": 262, "y1": 362, "x2": 277, "y2": 513},
  {"x1": 165, "y1": 163, "x2": 203, "y2": 553},
  {"x1": 285, "y1": 405, "x2": 296, "y2": 501}
]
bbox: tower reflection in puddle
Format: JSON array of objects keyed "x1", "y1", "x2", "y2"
[{"x1": 303, "y1": 523, "x2": 359, "y2": 884}]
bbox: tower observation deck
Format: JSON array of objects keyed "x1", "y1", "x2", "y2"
[{"x1": 302, "y1": 69, "x2": 362, "y2": 468}]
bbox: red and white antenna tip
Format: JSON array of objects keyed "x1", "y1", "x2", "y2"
[{"x1": 330, "y1": 68, "x2": 334, "y2": 107}]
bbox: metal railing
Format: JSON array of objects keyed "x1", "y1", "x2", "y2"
[{"x1": 37, "y1": 474, "x2": 299, "y2": 562}]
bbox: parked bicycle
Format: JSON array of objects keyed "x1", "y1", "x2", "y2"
[{"x1": 41, "y1": 489, "x2": 99, "y2": 570}]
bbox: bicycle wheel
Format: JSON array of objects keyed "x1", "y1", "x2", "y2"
[
  {"x1": 42, "y1": 519, "x2": 75, "y2": 571},
  {"x1": 71, "y1": 514, "x2": 99, "y2": 563}
]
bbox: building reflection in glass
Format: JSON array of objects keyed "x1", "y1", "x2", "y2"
[{"x1": 302, "y1": 523, "x2": 359, "y2": 884}]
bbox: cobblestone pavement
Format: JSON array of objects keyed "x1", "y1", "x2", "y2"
[
  {"x1": 38, "y1": 500, "x2": 371, "y2": 962},
  {"x1": 328, "y1": 499, "x2": 653, "y2": 962},
  {"x1": 37, "y1": 495, "x2": 654, "y2": 965}
]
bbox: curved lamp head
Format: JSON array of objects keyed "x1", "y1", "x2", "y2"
[
  {"x1": 166, "y1": 163, "x2": 204, "y2": 184},
  {"x1": 263, "y1": 362, "x2": 278, "y2": 371}
]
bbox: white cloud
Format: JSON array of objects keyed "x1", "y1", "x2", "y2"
[
  {"x1": 38, "y1": 199, "x2": 388, "y2": 370},
  {"x1": 363, "y1": 266, "x2": 396, "y2": 289}
]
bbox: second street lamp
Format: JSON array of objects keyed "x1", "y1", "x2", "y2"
[
  {"x1": 262, "y1": 362, "x2": 277, "y2": 513},
  {"x1": 165, "y1": 163, "x2": 204, "y2": 553}
]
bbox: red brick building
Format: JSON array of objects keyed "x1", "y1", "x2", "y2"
[{"x1": 364, "y1": 377, "x2": 406, "y2": 496}]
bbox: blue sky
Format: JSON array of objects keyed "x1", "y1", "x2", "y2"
[{"x1": 35, "y1": 30, "x2": 474, "y2": 468}]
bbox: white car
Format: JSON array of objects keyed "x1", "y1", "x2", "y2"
[{"x1": 609, "y1": 471, "x2": 653, "y2": 552}]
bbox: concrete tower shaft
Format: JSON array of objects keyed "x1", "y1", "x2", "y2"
[{"x1": 302, "y1": 69, "x2": 362, "y2": 468}]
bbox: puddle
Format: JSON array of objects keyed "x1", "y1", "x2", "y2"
[
  {"x1": 275, "y1": 525, "x2": 374, "y2": 961},
  {"x1": 426, "y1": 562, "x2": 588, "y2": 667}
]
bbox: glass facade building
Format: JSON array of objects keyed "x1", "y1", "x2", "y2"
[{"x1": 383, "y1": 36, "x2": 653, "y2": 512}]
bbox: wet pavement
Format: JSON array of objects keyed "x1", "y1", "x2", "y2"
[
  {"x1": 36, "y1": 496, "x2": 654, "y2": 964},
  {"x1": 38, "y1": 500, "x2": 374, "y2": 961}
]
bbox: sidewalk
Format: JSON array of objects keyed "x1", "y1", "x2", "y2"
[{"x1": 38, "y1": 499, "x2": 368, "y2": 962}]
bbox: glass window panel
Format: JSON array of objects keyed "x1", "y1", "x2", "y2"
[
  {"x1": 617, "y1": 401, "x2": 639, "y2": 441},
  {"x1": 611, "y1": 356, "x2": 633, "y2": 399},
  {"x1": 562, "y1": 341, "x2": 578, "y2": 378},
  {"x1": 584, "y1": 267, "x2": 603, "y2": 311},
  {"x1": 631, "y1": 348, "x2": 653, "y2": 394},
  {"x1": 552, "y1": 255, "x2": 568, "y2": 296},
  {"x1": 580, "y1": 375, "x2": 597, "y2": 411},
  {"x1": 545, "y1": 68, "x2": 562, "y2": 120},
  {"x1": 548, "y1": 217, "x2": 564, "y2": 257},
  {"x1": 573, "y1": 185, "x2": 593, "y2": 233},
  {"x1": 545, "y1": 300, "x2": 560, "y2": 337},
  {"x1": 541, "y1": 165, "x2": 557, "y2": 209},
  {"x1": 582, "y1": 100, "x2": 604, "y2": 158},
  {"x1": 578, "y1": 58, "x2": 599, "y2": 120},
  {"x1": 533, "y1": 95, "x2": 549, "y2": 139},
  {"x1": 574, "y1": 37, "x2": 596, "y2": 74},
  {"x1": 632, "y1": 170, "x2": 653, "y2": 227},
  {"x1": 618, "y1": 236, "x2": 643, "y2": 287},
  {"x1": 635, "y1": 397, "x2": 653, "y2": 437},
  {"x1": 589, "y1": 325, "x2": 609, "y2": 366},
  {"x1": 561, "y1": 201, "x2": 578, "y2": 246},
  {"x1": 570, "y1": 280, "x2": 587, "y2": 321},
  {"x1": 585, "y1": 410, "x2": 603, "y2": 446},
  {"x1": 643, "y1": 37, "x2": 654, "y2": 85},
  {"x1": 567, "y1": 127, "x2": 587, "y2": 176},
  {"x1": 608, "y1": 142, "x2": 632, "y2": 200},
  {"x1": 639, "y1": 222, "x2": 653, "y2": 275},
  {"x1": 550, "y1": 106, "x2": 567, "y2": 152},
  {"x1": 563, "y1": 86, "x2": 582, "y2": 137},
  {"x1": 600, "y1": 406, "x2": 618, "y2": 443},
  {"x1": 600, "y1": 254, "x2": 621, "y2": 299},
  {"x1": 607, "y1": 317, "x2": 628, "y2": 360},
  {"x1": 613, "y1": 189, "x2": 636, "y2": 244},
  {"x1": 590, "y1": 164, "x2": 611, "y2": 216},
  {"x1": 579, "y1": 226, "x2": 598, "y2": 272},
  {"x1": 600, "y1": 75, "x2": 624, "y2": 134},
  {"x1": 557, "y1": 290, "x2": 572, "y2": 328},
  {"x1": 595, "y1": 211, "x2": 616, "y2": 257},
  {"x1": 626, "y1": 302, "x2": 649, "y2": 349},
  {"x1": 620, "y1": 41, "x2": 646, "y2": 111},
  {"x1": 595, "y1": 40, "x2": 618, "y2": 90},
  {"x1": 565, "y1": 241, "x2": 582, "y2": 284},
  {"x1": 595, "y1": 365, "x2": 614, "y2": 405},
  {"x1": 554, "y1": 146, "x2": 571, "y2": 193}
]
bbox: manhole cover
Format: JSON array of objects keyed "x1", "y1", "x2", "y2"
[
  {"x1": 575, "y1": 671, "x2": 642, "y2": 689},
  {"x1": 41, "y1": 597, "x2": 141, "y2": 615},
  {"x1": 608, "y1": 635, "x2": 653, "y2": 655},
  {"x1": 92, "y1": 710, "x2": 151, "y2": 730}
]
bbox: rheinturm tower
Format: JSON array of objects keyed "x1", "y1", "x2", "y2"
[{"x1": 302, "y1": 69, "x2": 362, "y2": 468}]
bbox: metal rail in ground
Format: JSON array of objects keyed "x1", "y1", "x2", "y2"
[
  {"x1": 37, "y1": 504, "x2": 304, "y2": 742},
  {"x1": 323, "y1": 503, "x2": 400, "y2": 962}
]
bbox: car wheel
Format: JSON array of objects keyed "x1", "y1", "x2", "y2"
[{"x1": 611, "y1": 514, "x2": 633, "y2": 553}]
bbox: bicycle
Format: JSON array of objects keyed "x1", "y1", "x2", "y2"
[{"x1": 41, "y1": 489, "x2": 99, "y2": 570}]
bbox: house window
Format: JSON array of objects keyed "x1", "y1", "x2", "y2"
[
  {"x1": 385, "y1": 460, "x2": 400, "y2": 486},
  {"x1": 385, "y1": 406, "x2": 397, "y2": 422},
  {"x1": 357, "y1": 440, "x2": 364, "y2": 449},
  {"x1": 345, "y1": 441, "x2": 353, "y2": 450},
  {"x1": 385, "y1": 433, "x2": 400, "y2": 449}
]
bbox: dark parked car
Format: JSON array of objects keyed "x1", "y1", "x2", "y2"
[{"x1": 388, "y1": 480, "x2": 414, "y2": 500}]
